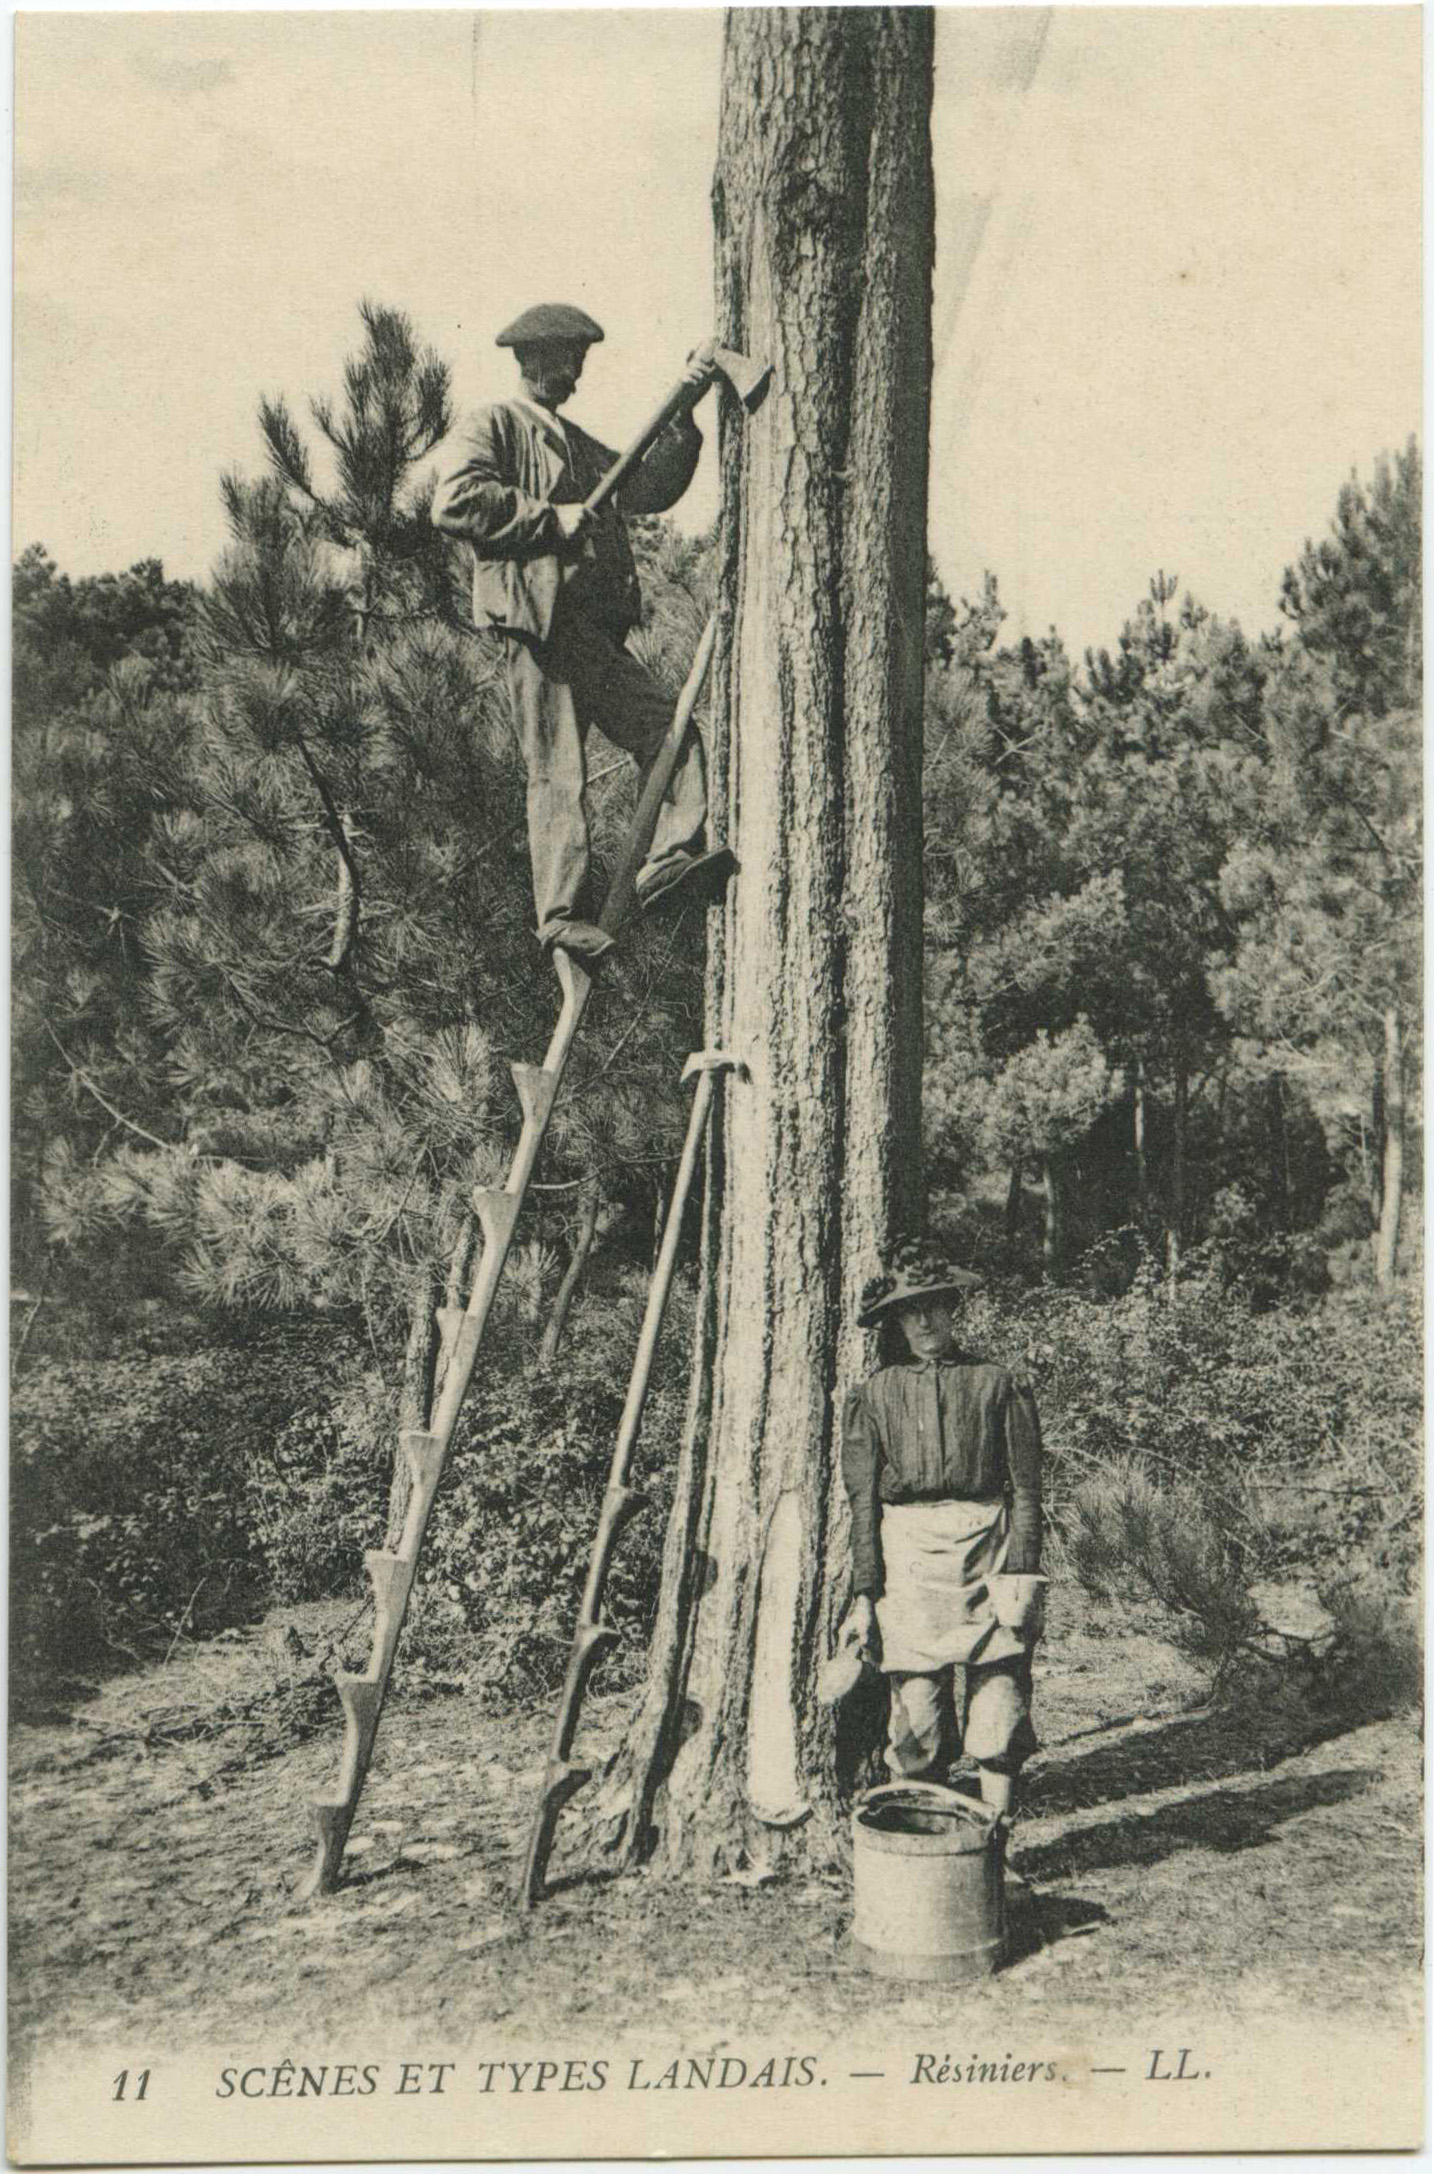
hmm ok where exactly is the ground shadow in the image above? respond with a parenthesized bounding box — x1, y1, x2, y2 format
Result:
(824, 1884, 1109, 1979)
(537, 1863, 626, 1901)
(1003, 1881, 1109, 1967)
(1018, 1764, 1379, 1884)
(309, 1856, 406, 1896)
(1026, 1690, 1363, 1823)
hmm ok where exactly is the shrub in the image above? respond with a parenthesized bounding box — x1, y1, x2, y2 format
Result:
(244, 1387, 392, 1605)
(10, 1317, 358, 1696)
(1066, 1457, 1264, 1679)
(959, 1253, 1420, 1573)
(401, 1280, 686, 1702)
(956, 1255, 1420, 1701)
(11, 1273, 691, 1715)
(235, 1277, 689, 1707)
(1314, 1582, 1422, 1714)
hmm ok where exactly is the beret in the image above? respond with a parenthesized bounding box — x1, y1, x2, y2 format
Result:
(496, 304, 605, 350)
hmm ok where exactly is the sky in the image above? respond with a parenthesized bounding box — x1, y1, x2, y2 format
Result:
(12, 6, 1422, 656)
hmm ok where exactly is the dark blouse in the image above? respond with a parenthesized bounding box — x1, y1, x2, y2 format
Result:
(841, 1355, 1044, 1597)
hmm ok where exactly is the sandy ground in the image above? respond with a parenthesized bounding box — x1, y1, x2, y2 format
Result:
(8, 1590, 1422, 2073)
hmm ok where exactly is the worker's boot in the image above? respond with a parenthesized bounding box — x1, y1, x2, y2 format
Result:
(637, 845, 737, 916)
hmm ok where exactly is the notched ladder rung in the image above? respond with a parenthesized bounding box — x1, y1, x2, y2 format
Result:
(363, 1548, 407, 1618)
(605, 1481, 648, 1512)
(337, 1673, 382, 1731)
(436, 1305, 483, 1366)
(471, 1186, 521, 1249)
(574, 1620, 620, 1664)
(541, 1758, 593, 1812)
(511, 1061, 559, 1127)
(401, 1427, 444, 1495)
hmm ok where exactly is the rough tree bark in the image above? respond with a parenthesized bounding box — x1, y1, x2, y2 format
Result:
(592, 7, 933, 1879)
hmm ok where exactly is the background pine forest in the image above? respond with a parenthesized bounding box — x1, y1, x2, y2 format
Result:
(11, 305, 1421, 1726)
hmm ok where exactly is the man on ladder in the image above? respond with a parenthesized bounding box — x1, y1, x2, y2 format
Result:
(434, 303, 733, 964)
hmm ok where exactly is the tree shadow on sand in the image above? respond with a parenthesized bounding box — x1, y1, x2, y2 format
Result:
(1018, 1764, 1378, 1884)
(1025, 1687, 1373, 1825)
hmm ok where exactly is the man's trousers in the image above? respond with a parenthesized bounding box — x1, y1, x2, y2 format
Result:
(503, 604, 706, 948)
(886, 1655, 1037, 1782)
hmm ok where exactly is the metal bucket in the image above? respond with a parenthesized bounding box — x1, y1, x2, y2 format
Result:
(851, 1781, 1005, 1982)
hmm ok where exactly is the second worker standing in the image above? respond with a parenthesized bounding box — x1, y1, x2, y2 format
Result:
(433, 302, 733, 965)
(839, 1241, 1046, 1830)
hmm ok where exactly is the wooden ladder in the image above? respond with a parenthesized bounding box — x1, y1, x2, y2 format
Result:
(520, 1049, 734, 1905)
(296, 619, 717, 1901)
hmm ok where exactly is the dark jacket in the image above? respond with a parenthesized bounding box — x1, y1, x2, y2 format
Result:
(841, 1356, 1044, 1598)
(431, 397, 700, 643)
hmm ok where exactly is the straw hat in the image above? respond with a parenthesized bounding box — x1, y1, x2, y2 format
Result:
(857, 1241, 981, 1329)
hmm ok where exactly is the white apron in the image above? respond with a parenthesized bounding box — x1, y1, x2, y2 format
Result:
(875, 1498, 1029, 1675)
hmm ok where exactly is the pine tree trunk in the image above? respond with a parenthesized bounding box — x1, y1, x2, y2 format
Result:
(540, 1174, 601, 1363)
(386, 1264, 442, 1547)
(1269, 1073, 1290, 1227)
(1166, 1067, 1188, 1283)
(1369, 1061, 1386, 1226)
(1004, 1157, 1023, 1241)
(1041, 1154, 1064, 1276)
(1374, 1007, 1404, 1285)
(1133, 1060, 1149, 1216)
(593, 7, 933, 1880)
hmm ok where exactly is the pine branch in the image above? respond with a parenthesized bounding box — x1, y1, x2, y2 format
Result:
(311, 394, 340, 456)
(259, 397, 318, 503)
(10, 1265, 51, 1380)
(44, 1022, 179, 1153)
(412, 358, 453, 456)
(289, 727, 363, 974)
(578, 907, 692, 1094)
(219, 470, 249, 538)
(220, 971, 348, 1054)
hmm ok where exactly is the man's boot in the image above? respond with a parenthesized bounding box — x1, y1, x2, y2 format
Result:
(636, 845, 737, 916)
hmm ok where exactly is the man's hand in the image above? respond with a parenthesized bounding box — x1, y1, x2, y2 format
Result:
(681, 340, 717, 391)
(555, 503, 593, 543)
(841, 1594, 880, 1663)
